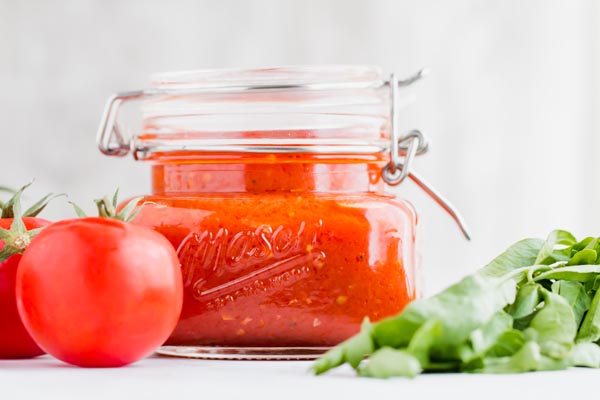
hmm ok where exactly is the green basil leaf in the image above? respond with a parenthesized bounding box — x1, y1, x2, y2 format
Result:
(312, 318, 374, 374)
(584, 276, 600, 292)
(358, 348, 422, 378)
(485, 329, 525, 358)
(577, 289, 600, 343)
(426, 360, 461, 371)
(480, 341, 541, 373)
(567, 249, 598, 266)
(534, 230, 577, 265)
(553, 281, 591, 326)
(480, 341, 567, 373)
(373, 239, 543, 350)
(534, 265, 600, 283)
(345, 319, 375, 368)
(567, 342, 600, 368)
(469, 311, 513, 356)
(571, 237, 595, 252)
(374, 274, 518, 355)
(406, 319, 442, 366)
(514, 313, 537, 331)
(529, 288, 577, 358)
(508, 283, 541, 319)
(480, 238, 545, 278)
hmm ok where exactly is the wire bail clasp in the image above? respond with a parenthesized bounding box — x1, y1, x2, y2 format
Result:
(383, 72, 471, 240)
(97, 90, 148, 157)
(382, 129, 428, 186)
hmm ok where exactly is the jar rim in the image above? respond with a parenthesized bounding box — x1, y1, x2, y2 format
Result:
(150, 65, 384, 91)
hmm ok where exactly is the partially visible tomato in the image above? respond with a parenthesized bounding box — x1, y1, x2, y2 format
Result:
(16, 217, 183, 367)
(0, 217, 49, 359)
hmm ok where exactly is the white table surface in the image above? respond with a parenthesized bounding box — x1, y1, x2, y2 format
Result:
(0, 354, 595, 400)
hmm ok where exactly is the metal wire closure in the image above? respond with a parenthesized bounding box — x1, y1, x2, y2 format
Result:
(381, 74, 428, 186)
(382, 73, 470, 240)
(98, 91, 146, 156)
(96, 69, 471, 240)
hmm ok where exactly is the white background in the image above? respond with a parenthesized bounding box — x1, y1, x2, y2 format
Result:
(1, 0, 599, 292)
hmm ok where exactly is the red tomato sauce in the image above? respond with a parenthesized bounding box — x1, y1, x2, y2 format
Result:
(133, 152, 419, 347)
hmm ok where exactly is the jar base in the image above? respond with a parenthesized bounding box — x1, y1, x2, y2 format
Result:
(156, 345, 330, 360)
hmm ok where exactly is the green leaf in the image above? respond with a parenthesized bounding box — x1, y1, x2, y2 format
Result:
(1, 182, 32, 218)
(0, 193, 47, 263)
(314, 238, 543, 376)
(534, 230, 577, 265)
(9, 191, 26, 233)
(480, 341, 541, 373)
(406, 319, 442, 366)
(0, 241, 20, 263)
(313, 234, 600, 378)
(69, 202, 88, 218)
(469, 311, 513, 356)
(529, 288, 577, 358)
(480, 341, 567, 373)
(92, 190, 145, 222)
(461, 311, 516, 370)
(112, 188, 120, 209)
(534, 265, 600, 283)
(567, 249, 598, 266)
(345, 319, 375, 368)
(0, 182, 63, 219)
(514, 313, 537, 331)
(425, 360, 461, 371)
(373, 274, 518, 357)
(22, 193, 65, 217)
(479, 238, 545, 278)
(577, 288, 600, 343)
(95, 195, 115, 218)
(507, 283, 541, 319)
(312, 346, 343, 376)
(567, 342, 600, 368)
(358, 348, 422, 378)
(373, 239, 543, 351)
(312, 318, 374, 374)
(485, 329, 525, 358)
(115, 196, 144, 222)
(571, 237, 596, 252)
(570, 248, 598, 265)
(0, 186, 16, 194)
(553, 281, 591, 326)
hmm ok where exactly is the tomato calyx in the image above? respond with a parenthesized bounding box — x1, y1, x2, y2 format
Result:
(71, 189, 144, 223)
(0, 190, 44, 263)
(1, 182, 63, 219)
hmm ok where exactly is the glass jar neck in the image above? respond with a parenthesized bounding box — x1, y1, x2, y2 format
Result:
(150, 153, 388, 195)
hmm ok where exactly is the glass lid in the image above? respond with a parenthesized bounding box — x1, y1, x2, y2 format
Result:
(98, 65, 426, 161)
(150, 65, 384, 90)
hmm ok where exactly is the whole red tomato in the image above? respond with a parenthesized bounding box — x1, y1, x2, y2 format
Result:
(16, 217, 183, 367)
(0, 217, 49, 359)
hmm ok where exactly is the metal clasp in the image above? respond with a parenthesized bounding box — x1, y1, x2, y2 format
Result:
(97, 90, 147, 157)
(382, 72, 471, 240)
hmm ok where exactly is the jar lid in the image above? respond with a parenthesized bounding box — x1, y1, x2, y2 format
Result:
(150, 65, 384, 90)
(98, 65, 426, 160)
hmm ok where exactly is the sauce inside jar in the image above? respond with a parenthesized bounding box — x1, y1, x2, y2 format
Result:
(133, 150, 419, 347)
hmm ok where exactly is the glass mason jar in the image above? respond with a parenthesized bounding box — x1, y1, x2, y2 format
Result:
(97, 66, 468, 360)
